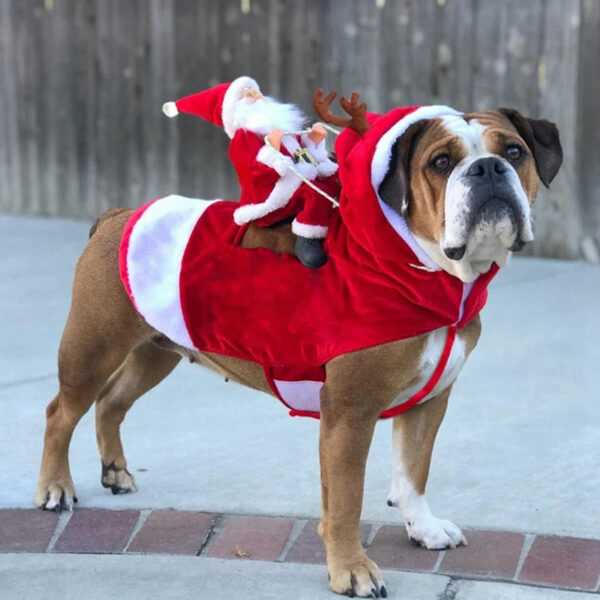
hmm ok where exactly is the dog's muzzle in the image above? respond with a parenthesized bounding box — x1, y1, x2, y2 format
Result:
(443, 157, 531, 260)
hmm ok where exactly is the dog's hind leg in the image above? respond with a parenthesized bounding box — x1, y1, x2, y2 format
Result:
(387, 386, 467, 550)
(35, 209, 144, 511)
(34, 325, 138, 511)
(95, 340, 181, 494)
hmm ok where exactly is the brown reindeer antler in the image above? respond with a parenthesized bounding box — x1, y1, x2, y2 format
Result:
(313, 89, 370, 136)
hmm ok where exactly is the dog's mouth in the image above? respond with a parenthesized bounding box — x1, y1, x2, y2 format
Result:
(443, 195, 532, 261)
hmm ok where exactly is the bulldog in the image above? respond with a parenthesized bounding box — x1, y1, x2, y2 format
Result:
(35, 90, 562, 598)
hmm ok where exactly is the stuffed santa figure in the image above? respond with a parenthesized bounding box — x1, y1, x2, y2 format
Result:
(162, 76, 339, 268)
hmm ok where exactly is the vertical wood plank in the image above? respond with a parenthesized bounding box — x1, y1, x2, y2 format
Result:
(0, 0, 22, 212)
(577, 0, 600, 245)
(531, 0, 581, 258)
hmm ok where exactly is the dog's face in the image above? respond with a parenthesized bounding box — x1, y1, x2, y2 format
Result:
(379, 109, 563, 281)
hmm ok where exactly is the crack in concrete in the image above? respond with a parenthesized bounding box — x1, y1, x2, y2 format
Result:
(437, 577, 460, 600)
(197, 513, 225, 556)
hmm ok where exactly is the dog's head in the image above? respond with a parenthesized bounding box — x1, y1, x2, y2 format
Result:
(378, 108, 563, 281)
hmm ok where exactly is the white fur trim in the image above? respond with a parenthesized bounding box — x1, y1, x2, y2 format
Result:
(273, 380, 323, 412)
(222, 76, 259, 138)
(301, 134, 329, 162)
(300, 133, 338, 178)
(233, 170, 302, 225)
(256, 144, 293, 176)
(371, 106, 462, 271)
(126, 195, 216, 349)
(280, 137, 319, 180)
(292, 219, 328, 239)
(316, 159, 338, 178)
(162, 101, 179, 118)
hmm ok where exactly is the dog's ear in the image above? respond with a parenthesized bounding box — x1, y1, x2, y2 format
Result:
(498, 108, 563, 188)
(378, 121, 428, 217)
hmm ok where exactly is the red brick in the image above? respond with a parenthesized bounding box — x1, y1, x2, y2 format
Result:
(208, 515, 294, 561)
(53, 509, 139, 553)
(439, 530, 524, 578)
(367, 525, 439, 572)
(0, 509, 59, 553)
(285, 519, 371, 564)
(518, 535, 600, 590)
(128, 511, 214, 555)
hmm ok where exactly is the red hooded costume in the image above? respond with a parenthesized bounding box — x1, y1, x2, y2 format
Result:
(120, 104, 499, 419)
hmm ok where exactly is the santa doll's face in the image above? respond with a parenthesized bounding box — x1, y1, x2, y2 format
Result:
(240, 87, 263, 103)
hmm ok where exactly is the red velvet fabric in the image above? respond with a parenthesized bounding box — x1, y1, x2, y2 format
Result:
(176, 106, 499, 367)
(178, 200, 497, 368)
(175, 83, 229, 127)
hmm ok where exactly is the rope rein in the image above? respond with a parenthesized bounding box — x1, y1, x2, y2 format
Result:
(263, 124, 341, 208)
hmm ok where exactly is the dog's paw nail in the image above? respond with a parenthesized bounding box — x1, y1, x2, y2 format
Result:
(380, 585, 387, 598)
(346, 590, 355, 598)
(386, 499, 393, 507)
(73, 496, 78, 503)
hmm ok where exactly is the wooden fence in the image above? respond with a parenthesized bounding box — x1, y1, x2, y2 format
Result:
(1, 0, 599, 259)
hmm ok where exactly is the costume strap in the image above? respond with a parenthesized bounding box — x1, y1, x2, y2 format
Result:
(378, 326, 457, 419)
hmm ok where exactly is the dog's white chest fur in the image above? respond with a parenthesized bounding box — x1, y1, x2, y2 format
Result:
(387, 327, 467, 410)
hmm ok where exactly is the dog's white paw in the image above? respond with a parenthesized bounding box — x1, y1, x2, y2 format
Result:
(35, 480, 77, 512)
(101, 462, 138, 495)
(406, 515, 467, 550)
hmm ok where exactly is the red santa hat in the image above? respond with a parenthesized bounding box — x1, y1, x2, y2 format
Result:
(162, 76, 260, 138)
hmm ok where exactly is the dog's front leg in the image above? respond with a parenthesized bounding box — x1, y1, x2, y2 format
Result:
(318, 384, 386, 598)
(387, 386, 467, 549)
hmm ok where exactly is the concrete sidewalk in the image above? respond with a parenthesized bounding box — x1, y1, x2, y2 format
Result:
(3, 554, 599, 600)
(1, 213, 599, 598)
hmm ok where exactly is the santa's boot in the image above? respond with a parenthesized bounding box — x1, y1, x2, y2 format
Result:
(295, 236, 328, 269)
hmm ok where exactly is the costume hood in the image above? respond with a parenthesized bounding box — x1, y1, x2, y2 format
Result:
(335, 105, 462, 267)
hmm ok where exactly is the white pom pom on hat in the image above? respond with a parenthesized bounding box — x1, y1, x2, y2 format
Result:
(162, 101, 179, 118)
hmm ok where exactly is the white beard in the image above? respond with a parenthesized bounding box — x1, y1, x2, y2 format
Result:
(231, 97, 307, 136)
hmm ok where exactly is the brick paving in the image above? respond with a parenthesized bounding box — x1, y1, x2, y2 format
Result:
(1, 508, 599, 593)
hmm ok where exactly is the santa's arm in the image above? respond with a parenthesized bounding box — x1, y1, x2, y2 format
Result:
(231, 130, 293, 185)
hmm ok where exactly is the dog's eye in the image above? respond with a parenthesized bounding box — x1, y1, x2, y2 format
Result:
(430, 154, 451, 173)
(506, 144, 523, 162)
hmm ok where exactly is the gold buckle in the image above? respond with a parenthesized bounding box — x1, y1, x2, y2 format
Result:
(293, 148, 318, 166)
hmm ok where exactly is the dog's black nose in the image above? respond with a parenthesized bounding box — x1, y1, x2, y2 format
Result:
(443, 245, 466, 260)
(466, 157, 508, 178)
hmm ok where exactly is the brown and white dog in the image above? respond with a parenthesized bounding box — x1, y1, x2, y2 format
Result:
(35, 99, 562, 597)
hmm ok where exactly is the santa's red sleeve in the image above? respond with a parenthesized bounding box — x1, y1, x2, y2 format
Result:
(231, 129, 304, 226)
(230, 129, 292, 187)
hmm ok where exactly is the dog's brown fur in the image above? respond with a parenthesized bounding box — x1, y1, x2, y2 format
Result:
(35, 109, 556, 597)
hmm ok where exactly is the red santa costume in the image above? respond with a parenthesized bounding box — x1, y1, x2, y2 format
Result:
(162, 76, 339, 239)
(121, 103, 500, 419)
